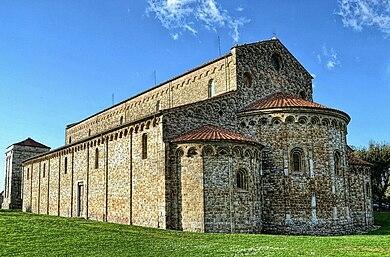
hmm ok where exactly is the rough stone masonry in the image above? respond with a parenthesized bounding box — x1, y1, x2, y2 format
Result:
(14, 38, 373, 235)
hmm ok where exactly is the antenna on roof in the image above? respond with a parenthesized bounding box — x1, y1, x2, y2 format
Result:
(217, 35, 221, 56)
(153, 70, 157, 86)
(112, 93, 114, 106)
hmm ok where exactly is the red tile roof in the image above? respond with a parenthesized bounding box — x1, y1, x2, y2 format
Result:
(13, 138, 50, 149)
(244, 92, 327, 111)
(347, 153, 372, 166)
(172, 125, 258, 144)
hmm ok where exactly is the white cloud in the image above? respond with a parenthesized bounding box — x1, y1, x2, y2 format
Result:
(171, 33, 180, 40)
(146, 0, 250, 42)
(236, 6, 244, 12)
(336, 0, 390, 35)
(317, 45, 341, 70)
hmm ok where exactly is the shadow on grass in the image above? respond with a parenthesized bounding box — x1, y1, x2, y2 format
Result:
(369, 211, 390, 235)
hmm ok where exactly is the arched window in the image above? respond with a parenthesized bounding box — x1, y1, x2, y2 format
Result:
(243, 72, 252, 87)
(208, 79, 216, 98)
(43, 163, 46, 178)
(88, 129, 91, 136)
(299, 91, 306, 99)
(291, 148, 303, 172)
(334, 151, 341, 176)
(236, 169, 246, 190)
(271, 53, 282, 71)
(142, 133, 148, 159)
(120, 116, 124, 125)
(64, 157, 68, 174)
(95, 148, 99, 169)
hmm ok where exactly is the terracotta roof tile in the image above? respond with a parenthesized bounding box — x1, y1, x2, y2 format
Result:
(347, 153, 372, 166)
(172, 125, 258, 144)
(244, 92, 327, 111)
(13, 138, 50, 149)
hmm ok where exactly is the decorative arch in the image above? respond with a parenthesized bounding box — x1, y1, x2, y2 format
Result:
(202, 145, 216, 156)
(285, 116, 295, 124)
(187, 147, 198, 157)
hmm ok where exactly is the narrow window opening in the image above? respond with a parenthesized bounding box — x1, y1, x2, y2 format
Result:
(334, 151, 341, 176)
(271, 53, 282, 71)
(236, 170, 246, 190)
(43, 163, 46, 178)
(88, 129, 91, 136)
(156, 100, 161, 112)
(64, 157, 68, 174)
(120, 116, 124, 125)
(291, 148, 303, 172)
(300, 91, 307, 99)
(95, 148, 99, 169)
(243, 72, 252, 87)
(208, 79, 216, 98)
(69, 137, 72, 144)
(142, 134, 148, 159)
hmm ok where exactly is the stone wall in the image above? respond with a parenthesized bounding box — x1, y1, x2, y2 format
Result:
(23, 115, 167, 229)
(237, 107, 372, 234)
(172, 142, 262, 233)
(234, 40, 313, 106)
(2, 144, 49, 210)
(65, 53, 236, 145)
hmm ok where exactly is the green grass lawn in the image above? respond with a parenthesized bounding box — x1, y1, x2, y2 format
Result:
(0, 211, 389, 257)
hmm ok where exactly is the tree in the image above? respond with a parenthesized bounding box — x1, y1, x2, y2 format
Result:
(355, 142, 390, 203)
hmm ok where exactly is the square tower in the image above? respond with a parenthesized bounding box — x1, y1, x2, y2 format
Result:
(2, 138, 50, 209)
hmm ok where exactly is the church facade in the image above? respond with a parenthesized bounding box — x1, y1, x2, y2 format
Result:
(21, 39, 373, 235)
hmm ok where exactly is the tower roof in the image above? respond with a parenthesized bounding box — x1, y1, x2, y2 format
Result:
(172, 125, 259, 145)
(12, 138, 50, 149)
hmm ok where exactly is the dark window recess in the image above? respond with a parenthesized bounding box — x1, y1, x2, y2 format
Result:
(142, 134, 148, 159)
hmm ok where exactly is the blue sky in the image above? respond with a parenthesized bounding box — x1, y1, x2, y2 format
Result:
(0, 0, 389, 191)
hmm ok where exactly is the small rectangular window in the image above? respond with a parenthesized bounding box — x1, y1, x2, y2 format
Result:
(142, 134, 147, 159)
(95, 148, 99, 169)
(43, 163, 46, 178)
(64, 157, 68, 174)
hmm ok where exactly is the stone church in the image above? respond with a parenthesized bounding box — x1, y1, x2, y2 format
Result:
(10, 38, 373, 234)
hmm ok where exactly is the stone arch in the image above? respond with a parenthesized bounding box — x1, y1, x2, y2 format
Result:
(271, 117, 282, 125)
(217, 146, 230, 156)
(232, 146, 243, 158)
(310, 116, 320, 125)
(176, 147, 185, 158)
(244, 148, 253, 158)
(290, 147, 304, 172)
(285, 116, 295, 124)
(186, 147, 198, 157)
(202, 145, 216, 156)
(321, 118, 330, 126)
(259, 117, 268, 125)
(298, 116, 308, 125)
